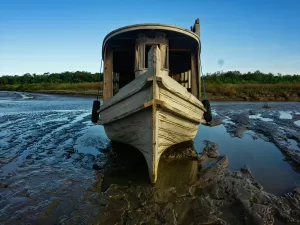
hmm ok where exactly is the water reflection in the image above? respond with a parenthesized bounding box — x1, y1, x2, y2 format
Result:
(195, 124, 300, 194)
(101, 141, 199, 191)
(95, 141, 203, 225)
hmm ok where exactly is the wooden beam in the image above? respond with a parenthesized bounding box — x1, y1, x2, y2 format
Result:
(194, 18, 200, 37)
(197, 46, 201, 99)
(169, 48, 191, 52)
(103, 47, 113, 102)
(191, 51, 198, 98)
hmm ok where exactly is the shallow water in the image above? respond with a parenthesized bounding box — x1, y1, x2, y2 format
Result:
(279, 111, 293, 119)
(195, 125, 300, 194)
(0, 92, 300, 224)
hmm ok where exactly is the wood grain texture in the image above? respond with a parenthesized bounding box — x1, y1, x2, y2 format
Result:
(197, 46, 202, 99)
(191, 51, 198, 98)
(100, 45, 205, 183)
(157, 110, 199, 156)
(104, 107, 155, 180)
(100, 70, 152, 111)
(99, 84, 152, 124)
(103, 48, 113, 102)
(159, 87, 204, 123)
(156, 70, 205, 111)
(151, 45, 159, 184)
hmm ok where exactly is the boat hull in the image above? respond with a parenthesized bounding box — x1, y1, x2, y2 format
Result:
(99, 45, 205, 183)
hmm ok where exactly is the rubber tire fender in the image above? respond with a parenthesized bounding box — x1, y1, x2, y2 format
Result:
(92, 100, 100, 123)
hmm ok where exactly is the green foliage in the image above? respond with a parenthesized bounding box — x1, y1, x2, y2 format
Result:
(1, 70, 299, 86)
(204, 70, 300, 84)
(0, 71, 103, 85)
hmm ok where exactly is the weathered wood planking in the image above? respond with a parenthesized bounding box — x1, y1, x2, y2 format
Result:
(151, 45, 160, 183)
(159, 87, 203, 122)
(103, 47, 113, 102)
(100, 45, 205, 183)
(157, 110, 199, 155)
(100, 69, 152, 111)
(99, 85, 152, 124)
(104, 107, 155, 180)
(156, 71, 205, 110)
(191, 51, 198, 98)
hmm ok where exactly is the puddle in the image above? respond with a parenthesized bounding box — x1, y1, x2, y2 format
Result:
(194, 124, 300, 194)
(1, 150, 30, 176)
(279, 111, 293, 119)
(294, 120, 300, 127)
(249, 114, 274, 122)
(223, 116, 235, 125)
(287, 139, 300, 151)
(211, 109, 218, 116)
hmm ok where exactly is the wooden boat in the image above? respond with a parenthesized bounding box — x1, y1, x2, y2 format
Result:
(98, 19, 206, 183)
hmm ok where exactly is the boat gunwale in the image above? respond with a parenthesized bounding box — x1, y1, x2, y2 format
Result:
(99, 99, 202, 126)
(100, 75, 205, 114)
(99, 73, 152, 112)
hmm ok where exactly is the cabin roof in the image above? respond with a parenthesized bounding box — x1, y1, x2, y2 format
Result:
(102, 23, 201, 58)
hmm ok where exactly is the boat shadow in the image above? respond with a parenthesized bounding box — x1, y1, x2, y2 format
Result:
(100, 140, 200, 192)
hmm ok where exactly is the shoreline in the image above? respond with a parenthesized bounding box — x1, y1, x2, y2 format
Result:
(13, 90, 300, 102)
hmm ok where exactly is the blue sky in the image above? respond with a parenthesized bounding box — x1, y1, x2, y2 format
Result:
(0, 0, 299, 75)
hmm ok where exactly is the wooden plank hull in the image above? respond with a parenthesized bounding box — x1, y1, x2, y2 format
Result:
(99, 45, 205, 183)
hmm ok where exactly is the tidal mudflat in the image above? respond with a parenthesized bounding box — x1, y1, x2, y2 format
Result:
(0, 92, 300, 224)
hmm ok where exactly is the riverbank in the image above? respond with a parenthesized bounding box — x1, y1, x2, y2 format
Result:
(1, 93, 300, 224)
(1, 83, 300, 101)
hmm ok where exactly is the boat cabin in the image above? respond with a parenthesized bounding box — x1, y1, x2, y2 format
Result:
(102, 19, 202, 102)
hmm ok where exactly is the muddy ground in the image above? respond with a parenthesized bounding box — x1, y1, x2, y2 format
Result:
(63, 141, 300, 225)
(0, 93, 300, 225)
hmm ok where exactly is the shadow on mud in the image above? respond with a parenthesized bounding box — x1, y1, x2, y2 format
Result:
(100, 141, 199, 192)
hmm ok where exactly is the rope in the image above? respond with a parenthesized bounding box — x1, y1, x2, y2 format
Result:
(200, 58, 207, 100)
(97, 59, 103, 100)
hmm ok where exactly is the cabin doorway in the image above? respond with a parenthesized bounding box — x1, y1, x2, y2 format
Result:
(169, 50, 192, 92)
(113, 50, 135, 94)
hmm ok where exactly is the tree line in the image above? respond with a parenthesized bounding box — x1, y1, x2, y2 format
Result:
(203, 70, 300, 84)
(0, 71, 103, 85)
(0, 70, 299, 85)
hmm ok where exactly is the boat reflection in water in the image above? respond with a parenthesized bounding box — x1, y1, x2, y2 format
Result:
(96, 140, 206, 225)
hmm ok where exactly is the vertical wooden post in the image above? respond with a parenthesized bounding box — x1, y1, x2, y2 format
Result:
(197, 46, 201, 99)
(191, 51, 198, 98)
(103, 47, 113, 102)
(194, 18, 200, 37)
(188, 70, 191, 89)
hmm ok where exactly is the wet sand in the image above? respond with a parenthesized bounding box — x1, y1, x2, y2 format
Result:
(0, 92, 300, 224)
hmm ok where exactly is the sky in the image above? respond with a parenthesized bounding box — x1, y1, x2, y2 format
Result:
(0, 0, 299, 75)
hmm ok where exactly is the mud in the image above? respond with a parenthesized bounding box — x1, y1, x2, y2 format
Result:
(88, 141, 300, 225)
(1, 93, 300, 224)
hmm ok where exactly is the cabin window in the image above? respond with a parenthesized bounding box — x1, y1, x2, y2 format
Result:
(113, 49, 135, 94)
(169, 50, 192, 92)
(144, 45, 152, 68)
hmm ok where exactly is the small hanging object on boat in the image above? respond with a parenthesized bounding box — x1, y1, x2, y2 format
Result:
(94, 19, 209, 183)
(91, 60, 103, 124)
(201, 71, 213, 123)
(202, 99, 212, 123)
